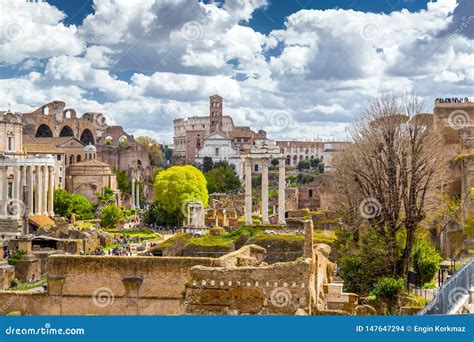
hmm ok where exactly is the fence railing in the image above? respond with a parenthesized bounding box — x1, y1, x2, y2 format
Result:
(418, 258, 473, 315)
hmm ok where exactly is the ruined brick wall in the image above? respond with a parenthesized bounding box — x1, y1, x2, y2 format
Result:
(184, 260, 313, 315)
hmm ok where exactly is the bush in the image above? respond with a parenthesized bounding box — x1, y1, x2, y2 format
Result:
(8, 250, 26, 266)
(412, 239, 442, 285)
(54, 189, 94, 220)
(339, 256, 364, 293)
(99, 205, 123, 229)
(372, 277, 404, 304)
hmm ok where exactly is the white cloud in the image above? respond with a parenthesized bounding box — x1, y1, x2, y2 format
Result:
(0, 0, 472, 143)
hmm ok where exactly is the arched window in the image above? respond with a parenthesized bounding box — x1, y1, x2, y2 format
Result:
(80, 129, 95, 145)
(59, 125, 74, 137)
(309, 189, 313, 198)
(69, 155, 75, 165)
(77, 155, 81, 163)
(35, 124, 53, 138)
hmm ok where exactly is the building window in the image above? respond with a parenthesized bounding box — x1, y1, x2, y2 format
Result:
(309, 189, 313, 198)
(7, 136, 13, 151)
(57, 154, 61, 161)
(215, 148, 219, 156)
(59, 177, 62, 184)
(254, 164, 259, 172)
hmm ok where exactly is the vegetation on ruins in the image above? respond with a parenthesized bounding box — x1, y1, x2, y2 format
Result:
(53, 189, 94, 220)
(371, 277, 405, 314)
(97, 186, 116, 206)
(115, 169, 132, 194)
(137, 136, 164, 166)
(153, 165, 208, 225)
(99, 204, 123, 229)
(333, 94, 444, 286)
(7, 250, 26, 266)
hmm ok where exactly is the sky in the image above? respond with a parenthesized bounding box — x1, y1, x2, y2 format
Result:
(0, 0, 473, 144)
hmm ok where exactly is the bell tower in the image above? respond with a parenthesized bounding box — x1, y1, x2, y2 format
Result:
(209, 94, 223, 133)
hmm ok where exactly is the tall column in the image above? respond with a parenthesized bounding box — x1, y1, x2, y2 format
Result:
(136, 182, 140, 209)
(244, 158, 252, 225)
(131, 178, 136, 209)
(222, 209, 227, 227)
(0, 166, 6, 218)
(42, 166, 48, 215)
(278, 158, 286, 225)
(261, 159, 269, 225)
(21, 165, 26, 202)
(27, 166, 34, 216)
(12, 165, 21, 219)
(48, 166, 55, 217)
(35, 165, 42, 215)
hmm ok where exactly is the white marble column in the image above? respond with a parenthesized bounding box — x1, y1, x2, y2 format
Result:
(0, 166, 7, 218)
(278, 158, 286, 225)
(222, 209, 227, 227)
(35, 165, 42, 215)
(261, 159, 269, 225)
(131, 178, 136, 209)
(21, 165, 26, 202)
(12, 165, 21, 219)
(42, 166, 48, 215)
(27, 166, 34, 216)
(136, 182, 140, 209)
(48, 166, 54, 217)
(244, 158, 252, 225)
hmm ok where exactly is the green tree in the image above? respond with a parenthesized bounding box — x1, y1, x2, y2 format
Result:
(202, 156, 213, 173)
(412, 239, 442, 285)
(54, 189, 94, 220)
(205, 164, 241, 194)
(310, 157, 320, 169)
(70, 194, 95, 220)
(143, 201, 176, 226)
(154, 165, 208, 225)
(99, 204, 123, 229)
(297, 160, 311, 171)
(54, 189, 72, 218)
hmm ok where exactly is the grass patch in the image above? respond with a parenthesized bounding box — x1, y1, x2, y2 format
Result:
(107, 228, 160, 241)
(313, 230, 337, 244)
(155, 233, 190, 249)
(187, 235, 233, 248)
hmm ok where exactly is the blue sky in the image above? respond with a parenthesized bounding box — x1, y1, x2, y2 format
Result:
(0, 0, 472, 143)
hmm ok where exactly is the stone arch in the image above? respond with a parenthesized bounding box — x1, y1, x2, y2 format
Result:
(35, 124, 53, 137)
(59, 125, 74, 137)
(69, 155, 75, 165)
(286, 155, 291, 165)
(80, 129, 95, 145)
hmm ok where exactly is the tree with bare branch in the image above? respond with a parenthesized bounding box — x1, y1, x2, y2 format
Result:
(333, 94, 444, 277)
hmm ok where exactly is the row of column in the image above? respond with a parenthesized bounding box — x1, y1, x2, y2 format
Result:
(0, 164, 54, 219)
(244, 158, 285, 225)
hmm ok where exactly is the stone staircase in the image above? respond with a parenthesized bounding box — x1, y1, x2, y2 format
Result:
(324, 282, 358, 313)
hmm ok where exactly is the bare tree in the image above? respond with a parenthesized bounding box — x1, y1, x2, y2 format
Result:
(334, 94, 443, 277)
